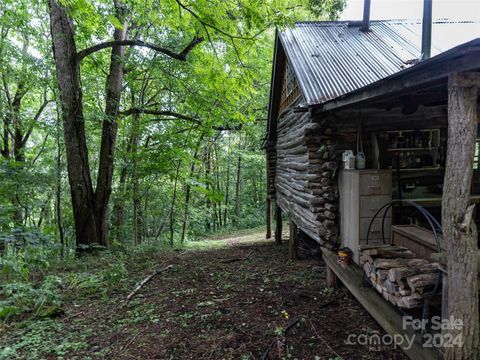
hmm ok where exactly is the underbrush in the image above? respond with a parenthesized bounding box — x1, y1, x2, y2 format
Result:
(0, 246, 131, 322)
(0, 225, 264, 323)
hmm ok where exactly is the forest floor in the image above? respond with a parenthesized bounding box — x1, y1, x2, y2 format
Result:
(1, 228, 409, 360)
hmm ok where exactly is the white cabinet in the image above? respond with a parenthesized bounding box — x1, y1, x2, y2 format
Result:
(339, 169, 392, 264)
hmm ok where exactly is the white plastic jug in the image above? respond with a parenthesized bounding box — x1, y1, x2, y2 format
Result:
(342, 150, 355, 169)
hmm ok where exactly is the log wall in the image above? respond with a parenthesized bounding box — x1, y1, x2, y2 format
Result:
(273, 104, 338, 245)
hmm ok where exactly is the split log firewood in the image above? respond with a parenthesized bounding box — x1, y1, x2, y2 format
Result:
(383, 279, 399, 294)
(406, 273, 440, 294)
(324, 203, 337, 212)
(374, 283, 383, 294)
(359, 244, 397, 251)
(373, 258, 428, 269)
(397, 293, 423, 309)
(399, 287, 411, 296)
(363, 262, 373, 276)
(361, 246, 415, 259)
(376, 269, 389, 282)
(387, 263, 439, 283)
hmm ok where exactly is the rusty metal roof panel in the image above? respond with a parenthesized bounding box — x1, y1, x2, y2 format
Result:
(279, 20, 480, 106)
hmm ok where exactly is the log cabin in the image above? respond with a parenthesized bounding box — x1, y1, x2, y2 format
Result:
(264, 16, 480, 360)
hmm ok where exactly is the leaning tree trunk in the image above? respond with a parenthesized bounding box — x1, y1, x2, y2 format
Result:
(49, 0, 98, 247)
(442, 73, 479, 360)
(95, 5, 128, 246)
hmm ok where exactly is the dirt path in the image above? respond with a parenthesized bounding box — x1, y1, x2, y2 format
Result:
(1, 230, 408, 359)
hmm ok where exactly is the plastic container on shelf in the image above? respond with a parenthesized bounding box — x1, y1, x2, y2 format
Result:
(343, 150, 355, 169)
(356, 152, 366, 169)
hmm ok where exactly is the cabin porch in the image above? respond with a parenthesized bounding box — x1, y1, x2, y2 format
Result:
(271, 44, 480, 360)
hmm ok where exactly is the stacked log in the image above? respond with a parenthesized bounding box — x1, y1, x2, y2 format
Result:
(360, 245, 441, 309)
(274, 103, 339, 245)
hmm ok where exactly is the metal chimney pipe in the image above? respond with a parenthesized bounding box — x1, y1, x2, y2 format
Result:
(361, 0, 371, 32)
(421, 0, 432, 60)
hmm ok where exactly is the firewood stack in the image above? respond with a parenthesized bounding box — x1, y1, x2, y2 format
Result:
(359, 245, 441, 309)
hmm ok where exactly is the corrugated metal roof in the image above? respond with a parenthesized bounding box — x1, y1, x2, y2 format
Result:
(279, 20, 480, 106)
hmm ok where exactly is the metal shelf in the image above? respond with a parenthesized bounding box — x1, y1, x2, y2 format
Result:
(387, 147, 437, 152)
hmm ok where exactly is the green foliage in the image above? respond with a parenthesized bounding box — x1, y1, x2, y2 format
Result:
(0, 3, 346, 353)
(0, 318, 89, 359)
(0, 276, 63, 320)
(0, 235, 58, 282)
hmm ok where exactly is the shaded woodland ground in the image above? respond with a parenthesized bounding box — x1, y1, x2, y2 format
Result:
(0, 228, 408, 359)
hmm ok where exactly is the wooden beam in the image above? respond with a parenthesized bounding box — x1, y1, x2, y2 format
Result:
(274, 204, 282, 244)
(323, 249, 442, 360)
(289, 219, 298, 260)
(449, 72, 480, 88)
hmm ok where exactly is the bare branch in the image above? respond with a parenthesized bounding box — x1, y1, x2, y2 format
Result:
(121, 108, 242, 131)
(22, 99, 53, 146)
(76, 36, 204, 62)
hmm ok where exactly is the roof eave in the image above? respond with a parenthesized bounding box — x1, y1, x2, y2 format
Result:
(311, 38, 480, 113)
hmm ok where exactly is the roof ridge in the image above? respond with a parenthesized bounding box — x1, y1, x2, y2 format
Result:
(294, 19, 480, 26)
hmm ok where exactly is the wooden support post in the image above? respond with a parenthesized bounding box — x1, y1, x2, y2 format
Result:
(326, 264, 337, 288)
(266, 195, 271, 239)
(288, 219, 298, 260)
(442, 72, 480, 360)
(441, 271, 449, 322)
(274, 204, 282, 244)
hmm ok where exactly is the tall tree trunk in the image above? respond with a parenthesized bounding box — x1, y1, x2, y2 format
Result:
(213, 142, 222, 228)
(223, 140, 231, 226)
(132, 182, 142, 245)
(95, 3, 128, 247)
(49, 0, 98, 247)
(181, 135, 203, 243)
(113, 95, 140, 244)
(1, 91, 9, 159)
(112, 161, 128, 244)
(233, 153, 241, 226)
(49, 0, 129, 249)
(205, 144, 212, 230)
(169, 163, 181, 247)
(55, 107, 65, 258)
(442, 73, 479, 360)
(132, 163, 142, 245)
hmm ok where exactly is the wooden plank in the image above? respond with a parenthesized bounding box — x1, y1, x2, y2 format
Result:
(322, 249, 442, 360)
(392, 225, 444, 250)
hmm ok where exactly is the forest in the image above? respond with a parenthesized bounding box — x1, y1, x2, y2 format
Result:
(0, 0, 345, 255)
(0, 1, 378, 359)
